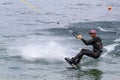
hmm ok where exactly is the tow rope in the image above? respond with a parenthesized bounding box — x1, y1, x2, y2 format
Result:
(20, 0, 78, 37)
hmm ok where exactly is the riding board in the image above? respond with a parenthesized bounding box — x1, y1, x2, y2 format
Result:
(64, 58, 79, 69)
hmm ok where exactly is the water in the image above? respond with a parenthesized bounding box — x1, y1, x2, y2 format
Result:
(0, 0, 120, 80)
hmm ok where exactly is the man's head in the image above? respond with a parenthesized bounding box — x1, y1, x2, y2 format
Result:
(89, 29, 97, 38)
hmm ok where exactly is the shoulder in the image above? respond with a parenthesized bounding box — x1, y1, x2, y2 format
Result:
(96, 36, 101, 39)
(95, 36, 102, 41)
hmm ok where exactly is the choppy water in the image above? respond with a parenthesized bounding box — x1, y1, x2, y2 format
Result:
(0, 0, 120, 80)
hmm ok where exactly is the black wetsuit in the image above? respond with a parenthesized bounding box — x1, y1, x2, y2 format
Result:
(72, 36, 103, 64)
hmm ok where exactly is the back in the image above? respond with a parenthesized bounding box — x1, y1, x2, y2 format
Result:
(93, 36, 103, 52)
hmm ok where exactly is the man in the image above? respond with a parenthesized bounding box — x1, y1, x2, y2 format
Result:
(65, 29, 103, 66)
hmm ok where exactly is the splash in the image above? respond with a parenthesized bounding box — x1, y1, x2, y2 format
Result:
(10, 41, 72, 63)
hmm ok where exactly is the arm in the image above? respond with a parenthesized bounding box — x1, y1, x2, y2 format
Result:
(77, 34, 96, 45)
(81, 39, 95, 45)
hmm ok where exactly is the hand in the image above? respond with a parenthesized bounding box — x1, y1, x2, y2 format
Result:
(77, 34, 83, 39)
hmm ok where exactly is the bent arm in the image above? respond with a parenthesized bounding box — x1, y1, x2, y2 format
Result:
(81, 38, 95, 45)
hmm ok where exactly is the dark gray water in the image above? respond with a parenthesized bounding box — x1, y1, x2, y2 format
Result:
(0, 0, 120, 80)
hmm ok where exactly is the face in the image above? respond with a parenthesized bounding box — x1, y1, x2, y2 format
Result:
(89, 33, 96, 38)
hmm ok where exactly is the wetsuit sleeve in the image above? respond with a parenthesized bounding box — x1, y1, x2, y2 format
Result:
(81, 38, 96, 45)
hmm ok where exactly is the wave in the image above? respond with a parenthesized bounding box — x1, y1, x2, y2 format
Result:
(97, 27, 116, 33)
(101, 43, 119, 58)
(97, 27, 110, 32)
(114, 38, 120, 43)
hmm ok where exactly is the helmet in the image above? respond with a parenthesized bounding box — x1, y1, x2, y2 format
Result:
(89, 29, 97, 34)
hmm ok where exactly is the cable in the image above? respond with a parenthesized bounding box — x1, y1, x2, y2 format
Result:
(20, 0, 57, 24)
(20, 0, 78, 37)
